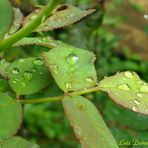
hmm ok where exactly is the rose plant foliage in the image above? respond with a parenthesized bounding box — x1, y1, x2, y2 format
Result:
(0, 0, 147, 147)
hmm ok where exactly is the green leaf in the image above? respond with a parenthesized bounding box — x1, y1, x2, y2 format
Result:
(0, 79, 9, 92)
(13, 37, 62, 48)
(99, 71, 148, 115)
(0, 136, 39, 148)
(4, 8, 23, 37)
(62, 95, 118, 148)
(0, 59, 10, 78)
(0, 93, 22, 139)
(36, 4, 95, 32)
(6, 57, 51, 95)
(0, 0, 13, 38)
(104, 100, 148, 131)
(43, 45, 97, 92)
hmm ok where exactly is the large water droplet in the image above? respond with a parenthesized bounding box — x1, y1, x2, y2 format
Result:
(23, 71, 33, 81)
(85, 77, 94, 83)
(12, 68, 19, 75)
(33, 58, 44, 65)
(50, 64, 58, 74)
(118, 84, 130, 90)
(66, 53, 79, 65)
(124, 71, 133, 78)
(140, 85, 148, 93)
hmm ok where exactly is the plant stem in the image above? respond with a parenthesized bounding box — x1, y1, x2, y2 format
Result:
(21, 86, 102, 104)
(21, 95, 63, 104)
(0, 0, 60, 52)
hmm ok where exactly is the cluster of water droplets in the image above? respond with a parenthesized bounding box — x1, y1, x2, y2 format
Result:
(11, 58, 44, 87)
(115, 71, 148, 113)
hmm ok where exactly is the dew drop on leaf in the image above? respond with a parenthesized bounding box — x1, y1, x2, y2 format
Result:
(85, 77, 94, 83)
(140, 85, 148, 93)
(137, 93, 143, 98)
(66, 82, 72, 89)
(18, 59, 25, 63)
(23, 71, 33, 81)
(124, 71, 133, 78)
(118, 84, 130, 90)
(133, 99, 140, 105)
(66, 53, 79, 65)
(50, 64, 59, 74)
(132, 106, 138, 112)
(33, 58, 44, 65)
(11, 68, 19, 75)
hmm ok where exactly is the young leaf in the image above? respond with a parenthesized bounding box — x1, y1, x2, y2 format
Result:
(0, 136, 39, 148)
(0, 0, 13, 38)
(13, 37, 62, 48)
(99, 71, 148, 115)
(62, 95, 118, 148)
(6, 58, 51, 95)
(43, 45, 97, 92)
(0, 93, 22, 139)
(4, 8, 23, 37)
(35, 4, 95, 32)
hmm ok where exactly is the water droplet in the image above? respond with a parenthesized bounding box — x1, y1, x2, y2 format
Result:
(66, 53, 79, 65)
(23, 71, 33, 81)
(18, 59, 25, 63)
(137, 93, 143, 98)
(124, 71, 133, 78)
(50, 64, 58, 74)
(12, 68, 19, 75)
(118, 84, 130, 90)
(66, 83, 72, 89)
(85, 77, 94, 83)
(133, 99, 140, 105)
(75, 126, 82, 136)
(140, 85, 148, 93)
(132, 106, 138, 112)
(144, 14, 148, 20)
(33, 58, 44, 65)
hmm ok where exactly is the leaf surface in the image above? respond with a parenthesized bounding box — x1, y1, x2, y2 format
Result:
(99, 71, 148, 115)
(43, 45, 97, 92)
(0, 93, 22, 139)
(0, 0, 13, 38)
(14, 37, 62, 48)
(62, 95, 118, 148)
(36, 4, 95, 31)
(7, 58, 51, 95)
(5, 8, 23, 37)
(1, 136, 39, 148)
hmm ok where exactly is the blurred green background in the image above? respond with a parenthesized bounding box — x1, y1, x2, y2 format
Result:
(7, 0, 148, 147)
